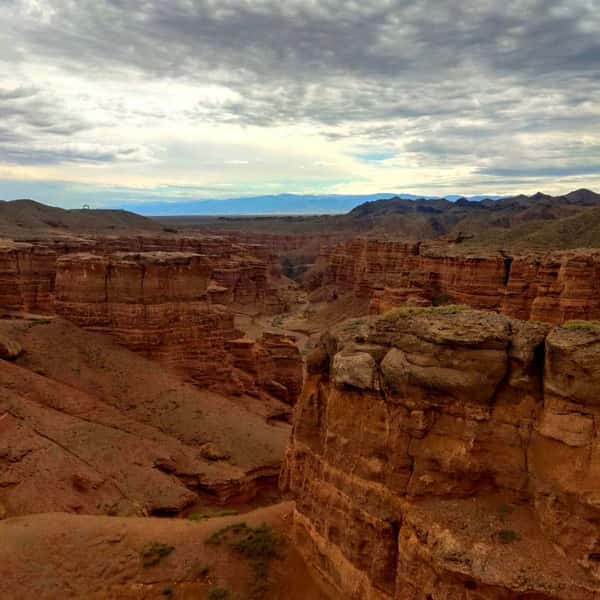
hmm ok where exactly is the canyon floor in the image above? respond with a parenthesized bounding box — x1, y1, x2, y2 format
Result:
(2, 193, 600, 599)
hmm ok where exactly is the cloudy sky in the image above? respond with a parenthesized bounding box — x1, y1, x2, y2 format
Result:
(1, 0, 599, 208)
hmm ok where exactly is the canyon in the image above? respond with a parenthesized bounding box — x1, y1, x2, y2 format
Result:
(2, 193, 600, 599)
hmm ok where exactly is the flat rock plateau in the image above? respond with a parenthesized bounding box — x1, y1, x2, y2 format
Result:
(2, 192, 600, 599)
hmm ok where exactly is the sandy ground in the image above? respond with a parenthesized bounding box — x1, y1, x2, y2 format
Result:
(0, 502, 335, 599)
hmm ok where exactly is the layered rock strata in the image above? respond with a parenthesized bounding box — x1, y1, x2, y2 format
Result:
(54, 252, 238, 387)
(52, 252, 303, 399)
(282, 307, 600, 599)
(0, 234, 289, 316)
(315, 237, 600, 323)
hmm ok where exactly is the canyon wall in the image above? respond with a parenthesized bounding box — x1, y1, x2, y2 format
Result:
(53, 251, 302, 399)
(282, 307, 600, 599)
(315, 237, 600, 324)
(0, 234, 290, 316)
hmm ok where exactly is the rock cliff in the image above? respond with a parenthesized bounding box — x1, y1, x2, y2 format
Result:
(0, 233, 291, 316)
(314, 237, 600, 323)
(53, 251, 302, 400)
(282, 307, 600, 599)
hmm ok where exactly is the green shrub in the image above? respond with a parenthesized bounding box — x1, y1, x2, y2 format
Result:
(498, 529, 520, 544)
(204, 522, 282, 593)
(140, 542, 174, 567)
(431, 294, 451, 306)
(208, 587, 230, 600)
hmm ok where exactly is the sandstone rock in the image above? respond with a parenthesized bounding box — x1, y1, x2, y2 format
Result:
(332, 351, 378, 390)
(305, 345, 330, 375)
(0, 335, 21, 360)
(537, 402, 594, 447)
(282, 308, 600, 599)
(199, 443, 230, 462)
(377, 308, 510, 404)
(545, 325, 600, 406)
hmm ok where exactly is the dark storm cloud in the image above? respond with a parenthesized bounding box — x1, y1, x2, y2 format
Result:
(0, 0, 599, 177)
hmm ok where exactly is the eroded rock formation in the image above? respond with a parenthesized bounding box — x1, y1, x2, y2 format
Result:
(314, 237, 600, 324)
(52, 251, 302, 401)
(282, 307, 600, 599)
(228, 332, 304, 405)
(0, 233, 291, 316)
(54, 251, 238, 387)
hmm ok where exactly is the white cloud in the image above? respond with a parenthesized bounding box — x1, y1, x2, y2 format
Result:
(0, 0, 598, 204)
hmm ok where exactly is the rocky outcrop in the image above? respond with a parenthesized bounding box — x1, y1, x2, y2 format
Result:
(282, 307, 600, 599)
(0, 316, 292, 517)
(315, 237, 600, 323)
(54, 252, 239, 387)
(0, 334, 21, 360)
(53, 252, 303, 399)
(0, 239, 92, 314)
(227, 332, 304, 405)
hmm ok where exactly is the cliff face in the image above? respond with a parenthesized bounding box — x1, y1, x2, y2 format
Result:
(282, 307, 600, 599)
(227, 332, 304, 405)
(0, 234, 290, 316)
(53, 251, 303, 399)
(54, 252, 235, 387)
(317, 237, 600, 323)
(0, 239, 94, 314)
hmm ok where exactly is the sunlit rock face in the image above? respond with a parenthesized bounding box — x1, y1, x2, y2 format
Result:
(282, 307, 600, 600)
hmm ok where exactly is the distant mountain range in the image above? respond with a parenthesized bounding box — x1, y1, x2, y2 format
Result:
(120, 193, 503, 216)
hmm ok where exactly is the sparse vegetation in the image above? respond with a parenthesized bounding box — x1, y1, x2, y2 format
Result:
(432, 294, 452, 306)
(498, 529, 520, 544)
(205, 522, 282, 595)
(208, 587, 230, 600)
(162, 584, 174, 597)
(140, 542, 175, 567)
(383, 304, 471, 321)
(188, 509, 239, 521)
(562, 320, 600, 332)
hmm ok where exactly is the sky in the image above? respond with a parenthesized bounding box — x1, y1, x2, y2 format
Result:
(0, 0, 599, 209)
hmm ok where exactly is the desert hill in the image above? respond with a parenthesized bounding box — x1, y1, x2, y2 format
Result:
(161, 188, 600, 252)
(0, 198, 160, 237)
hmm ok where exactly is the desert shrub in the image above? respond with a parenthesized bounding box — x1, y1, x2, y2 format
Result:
(189, 509, 238, 522)
(498, 529, 520, 544)
(162, 584, 174, 597)
(205, 522, 249, 545)
(204, 522, 282, 594)
(431, 294, 451, 306)
(208, 587, 230, 600)
(140, 542, 174, 567)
